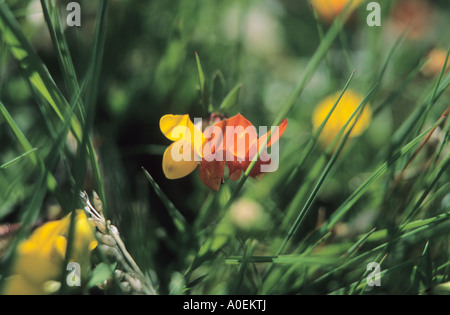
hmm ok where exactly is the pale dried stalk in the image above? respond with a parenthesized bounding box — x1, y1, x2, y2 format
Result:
(80, 191, 157, 295)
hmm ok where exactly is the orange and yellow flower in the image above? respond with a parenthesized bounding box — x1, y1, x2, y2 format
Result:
(160, 113, 288, 191)
(212, 114, 288, 182)
(312, 90, 371, 149)
(310, 0, 363, 22)
(2, 210, 97, 295)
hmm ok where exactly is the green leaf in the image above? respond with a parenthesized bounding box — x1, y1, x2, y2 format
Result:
(88, 262, 116, 288)
(211, 70, 226, 110)
(142, 167, 188, 233)
(195, 52, 211, 113)
(219, 83, 242, 115)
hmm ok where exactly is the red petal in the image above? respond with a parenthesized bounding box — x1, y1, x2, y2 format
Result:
(199, 115, 288, 189)
(229, 169, 242, 181)
(227, 160, 244, 181)
(208, 113, 255, 153)
(222, 113, 253, 129)
(199, 159, 225, 191)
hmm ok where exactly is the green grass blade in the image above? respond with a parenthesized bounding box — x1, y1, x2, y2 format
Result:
(219, 83, 242, 115)
(283, 69, 356, 188)
(321, 116, 447, 233)
(0, 101, 38, 165)
(312, 213, 450, 289)
(0, 2, 82, 141)
(414, 45, 450, 137)
(74, 0, 109, 212)
(389, 73, 450, 151)
(195, 52, 211, 113)
(83, 0, 109, 112)
(278, 84, 377, 256)
(346, 227, 378, 257)
(142, 167, 188, 233)
(40, 0, 80, 99)
(226, 254, 341, 267)
(272, 1, 352, 126)
(399, 151, 450, 228)
(224, 2, 350, 208)
(0, 148, 39, 170)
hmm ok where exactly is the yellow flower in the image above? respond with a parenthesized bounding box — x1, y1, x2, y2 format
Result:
(312, 90, 371, 149)
(310, 0, 363, 22)
(2, 210, 98, 295)
(160, 114, 205, 180)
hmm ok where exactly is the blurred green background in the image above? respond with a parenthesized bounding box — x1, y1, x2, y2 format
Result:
(1, 0, 450, 294)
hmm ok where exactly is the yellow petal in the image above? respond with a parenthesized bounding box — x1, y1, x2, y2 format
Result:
(27, 220, 65, 252)
(160, 114, 193, 141)
(72, 211, 98, 251)
(54, 235, 67, 258)
(11, 210, 97, 289)
(162, 140, 199, 179)
(160, 114, 204, 158)
(2, 275, 46, 295)
(15, 241, 62, 285)
(312, 90, 371, 148)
